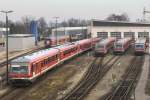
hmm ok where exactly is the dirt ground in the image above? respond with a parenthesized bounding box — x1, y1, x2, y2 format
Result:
(0, 51, 136, 100)
(84, 54, 134, 100)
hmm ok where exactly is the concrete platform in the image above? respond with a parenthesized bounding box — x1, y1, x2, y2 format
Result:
(135, 45, 150, 100)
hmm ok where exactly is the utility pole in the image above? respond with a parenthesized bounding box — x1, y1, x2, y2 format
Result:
(53, 17, 59, 45)
(0, 10, 13, 84)
(143, 7, 150, 22)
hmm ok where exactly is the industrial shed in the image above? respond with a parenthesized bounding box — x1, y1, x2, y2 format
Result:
(90, 20, 150, 40)
(52, 27, 88, 41)
(8, 34, 35, 51)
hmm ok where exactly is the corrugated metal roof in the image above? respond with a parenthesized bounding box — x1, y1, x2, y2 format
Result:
(92, 20, 150, 27)
(11, 48, 59, 62)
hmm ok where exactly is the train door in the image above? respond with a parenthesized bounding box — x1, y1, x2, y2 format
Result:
(31, 63, 36, 76)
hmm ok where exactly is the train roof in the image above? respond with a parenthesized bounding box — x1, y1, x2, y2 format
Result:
(98, 38, 115, 45)
(11, 48, 59, 63)
(135, 38, 146, 44)
(45, 35, 69, 40)
(115, 38, 131, 44)
(54, 43, 77, 51)
(77, 39, 92, 44)
(92, 37, 101, 41)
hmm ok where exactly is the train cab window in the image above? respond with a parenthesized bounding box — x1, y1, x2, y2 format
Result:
(96, 45, 104, 49)
(135, 45, 144, 48)
(11, 64, 28, 74)
(115, 44, 122, 48)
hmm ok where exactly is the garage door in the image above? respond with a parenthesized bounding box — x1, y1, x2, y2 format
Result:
(138, 32, 149, 40)
(97, 32, 108, 39)
(110, 32, 121, 39)
(124, 32, 135, 39)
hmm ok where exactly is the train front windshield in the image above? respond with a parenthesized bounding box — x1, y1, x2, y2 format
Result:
(115, 44, 122, 48)
(10, 63, 28, 74)
(96, 45, 104, 49)
(135, 44, 144, 49)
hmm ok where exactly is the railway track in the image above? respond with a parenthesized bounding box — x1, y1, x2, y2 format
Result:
(62, 55, 121, 100)
(103, 56, 144, 100)
(0, 51, 94, 100)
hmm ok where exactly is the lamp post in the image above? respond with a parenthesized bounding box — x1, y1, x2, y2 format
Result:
(0, 10, 13, 84)
(53, 17, 59, 45)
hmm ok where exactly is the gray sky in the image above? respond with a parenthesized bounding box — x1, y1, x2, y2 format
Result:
(0, 0, 150, 22)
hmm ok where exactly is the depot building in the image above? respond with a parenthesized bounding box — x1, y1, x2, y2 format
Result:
(90, 20, 150, 40)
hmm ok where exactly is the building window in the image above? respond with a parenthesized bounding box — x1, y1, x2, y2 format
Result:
(110, 32, 121, 39)
(124, 32, 135, 39)
(97, 32, 108, 39)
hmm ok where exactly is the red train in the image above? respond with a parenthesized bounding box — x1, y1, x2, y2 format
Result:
(44, 35, 70, 47)
(113, 38, 132, 53)
(94, 38, 115, 55)
(9, 38, 99, 84)
(134, 38, 147, 54)
(92, 37, 101, 48)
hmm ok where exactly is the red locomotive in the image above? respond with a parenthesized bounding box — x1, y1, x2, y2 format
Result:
(113, 38, 132, 53)
(94, 38, 115, 55)
(134, 38, 147, 54)
(9, 38, 98, 84)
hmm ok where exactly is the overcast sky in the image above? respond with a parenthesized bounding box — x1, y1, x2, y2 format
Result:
(0, 0, 150, 22)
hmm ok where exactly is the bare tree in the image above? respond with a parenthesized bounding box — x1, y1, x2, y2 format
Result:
(9, 16, 34, 34)
(21, 16, 34, 34)
(60, 18, 89, 27)
(106, 13, 130, 21)
(38, 17, 47, 35)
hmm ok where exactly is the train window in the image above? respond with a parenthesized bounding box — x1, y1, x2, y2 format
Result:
(48, 57, 51, 62)
(46, 55, 58, 63)
(64, 49, 72, 55)
(11, 65, 28, 74)
(44, 59, 47, 65)
(41, 61, 44, 67)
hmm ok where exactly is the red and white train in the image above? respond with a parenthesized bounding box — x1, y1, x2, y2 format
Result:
(94, 38, 115, 55)
(44, 35, 70, 47)
(113, 38, 132, 53)
(9, 38, 100, 84)
(92, 37, 101, 48)
(134, 38, 147, 54)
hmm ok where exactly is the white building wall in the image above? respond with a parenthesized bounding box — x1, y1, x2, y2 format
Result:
(8, 36, 35, 51)
(8, 38, 23, 51)
(22, 37, 35, 49)
(91, 26, 150, 39)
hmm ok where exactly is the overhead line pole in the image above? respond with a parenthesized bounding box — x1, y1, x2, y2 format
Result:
(53, 17, 59, 46)
(0, 10, 13, 84)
